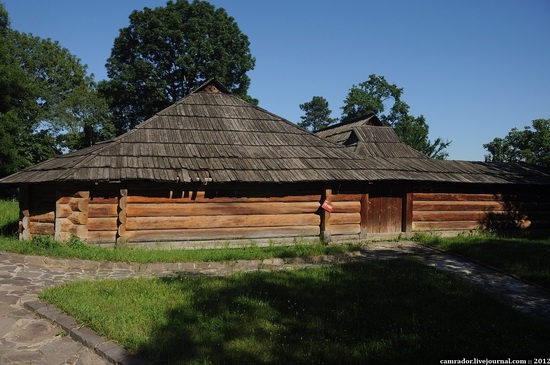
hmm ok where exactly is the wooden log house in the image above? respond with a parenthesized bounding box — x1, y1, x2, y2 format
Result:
(1, 79, 549, 247)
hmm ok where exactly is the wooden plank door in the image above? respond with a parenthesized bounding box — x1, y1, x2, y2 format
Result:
(366, 189, 403, 233)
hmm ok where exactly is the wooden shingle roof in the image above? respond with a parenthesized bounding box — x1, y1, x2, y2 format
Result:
(0, 80, 387, 184)
(1, 79, 549, 186)
(315, 118, 550, 185)
(316, 118, 428, 159)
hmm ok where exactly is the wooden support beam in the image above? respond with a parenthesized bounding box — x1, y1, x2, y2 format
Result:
(19, 185, 30, 240)
(116, 189, 128, 245)
(360, 193, 369, 238)
(402, 192, 413, 233)
(320, 188, 332, 243)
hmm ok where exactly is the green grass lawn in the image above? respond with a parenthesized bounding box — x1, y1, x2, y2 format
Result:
(0, 199, 18, 237)
(41, 258, 550, 365)
(415, 233, 550, 290)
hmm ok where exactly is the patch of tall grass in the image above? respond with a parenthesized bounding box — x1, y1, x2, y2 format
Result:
(0, 199, 18, 237)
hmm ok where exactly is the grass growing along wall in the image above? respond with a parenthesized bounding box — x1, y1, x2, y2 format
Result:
(41, 259, 550, 365)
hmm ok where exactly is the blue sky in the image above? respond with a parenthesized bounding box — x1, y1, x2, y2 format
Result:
(3, 0, 550, 161)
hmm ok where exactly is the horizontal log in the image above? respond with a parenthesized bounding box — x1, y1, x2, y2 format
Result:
(413, 221, 482, 231)
(29, 211, 55, 223)
(88, 217, 118, 231)
(127, 202, 320, 217)
(332, 201, 361, 213)
(87, 230, 117, 243)
(126, 214, 320, 230)
(88, 204, 118, 218)
(331, 194, 361, 202)
(413, 201, 506, 211)
(413, 193, 504, 202)
(127, 192, 321, 204)
(89, 197, 118, 204)
(30, 222, 55, 235)
(330, 224, 361, 236)
(330, 213, 361, 225)
(125, 226, 321, 242)
(413, 211, 509, 222)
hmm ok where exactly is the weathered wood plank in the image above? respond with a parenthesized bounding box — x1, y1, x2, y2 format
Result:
(330, 212, 361, 225)
(89, 197, 118, 204)
(88, 218, 118, 231)
(360, 193, 368, 238)
(117, 189, 128, 244)
(413, 221, 482, 231)
(413, 201, 506, 211)
(413, 193, 503, 201)
(126, 214, 320, 230)
(331, 194, 361, 202)
(320, 189, 332, 242)
(87, 230, 117, 243)
(126, 201, 320, 217)
(413, 211, 509, 222)
(127, 193, 321, 204)
(88, 204, 118, 218)
(331, 224, 361, 236)
(29, 212, 55, 223)
(403, 192, 413, 233)
(332, 201, 361, 213)
(125, 226, 321, 242)
(31, 222, 55, 235)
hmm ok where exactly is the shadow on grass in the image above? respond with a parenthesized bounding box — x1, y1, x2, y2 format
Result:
(137, 259, 550, 364)
(0, 220, 18, 238)
(428, 236, 550, 290)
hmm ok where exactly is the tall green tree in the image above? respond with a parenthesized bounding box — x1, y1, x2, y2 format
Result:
(341, 74, 451, 159)
(298, 96, 337, 131)
(484, 119, 550, 167)
(100, 0, 256, 134)
(0, 3, 113, 177)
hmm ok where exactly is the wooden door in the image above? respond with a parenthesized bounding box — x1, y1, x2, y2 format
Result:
(366, 189, 403, 233)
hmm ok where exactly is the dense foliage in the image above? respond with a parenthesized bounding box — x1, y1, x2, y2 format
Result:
(0, 4, 113, 177)
(484, 118, 550, 167)
(298, 96, 337, 131)
(340, 75, 451, 159)
(99, 0, 256, 134)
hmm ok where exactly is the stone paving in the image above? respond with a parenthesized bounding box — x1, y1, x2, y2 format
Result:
(1, 241, 549, 364)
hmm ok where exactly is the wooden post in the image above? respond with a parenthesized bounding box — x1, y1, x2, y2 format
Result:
(320, 188, 332, 243)
(360, 193, 369, 238)
(116, 189, 128, 245)
(402, 192, 413, 233)
(54, 190, 62, 241)
(19, 185, 31, 240)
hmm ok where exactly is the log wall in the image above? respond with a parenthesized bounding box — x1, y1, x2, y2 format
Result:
(87, 190, 118, 244)
(18, 183, 550, 246)
(412, 192, 550, 234)
(19, 184, 56, 239)
(122, 188, 322, 244)
(55, 191, 89, 241)
(329, 193, 361, 239)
